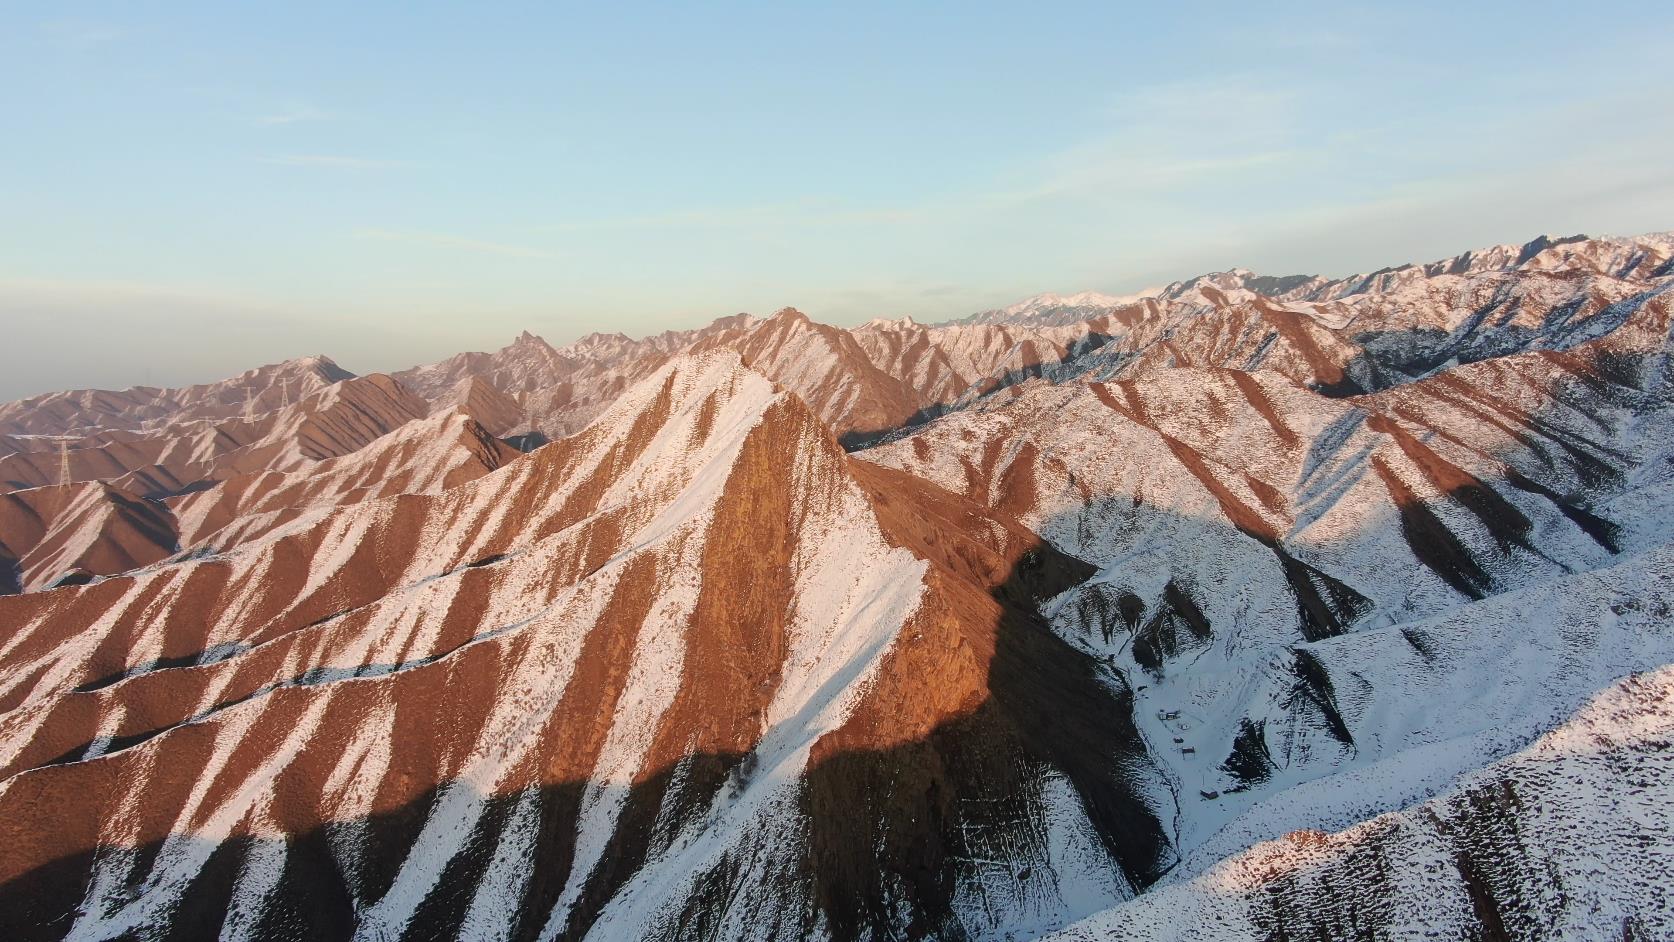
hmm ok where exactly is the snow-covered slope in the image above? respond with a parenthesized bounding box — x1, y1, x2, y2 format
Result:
(858, 234, 1674, 941)
(1048, 631, 1674, 939)
(167, 409, 520, 552)
(1158, 545, 1674, 881)
(0, 353, 1170, 940)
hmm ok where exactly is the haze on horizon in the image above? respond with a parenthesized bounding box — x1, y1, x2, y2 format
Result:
(3, 1, 1672, 401)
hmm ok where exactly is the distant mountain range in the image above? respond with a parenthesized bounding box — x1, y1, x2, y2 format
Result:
(1, 230, 1670, 940)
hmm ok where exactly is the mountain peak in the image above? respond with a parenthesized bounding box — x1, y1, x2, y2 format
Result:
(1515, 232, 1590, 265)
(861, 315, 920, 330)
(709, 312, 758, 330)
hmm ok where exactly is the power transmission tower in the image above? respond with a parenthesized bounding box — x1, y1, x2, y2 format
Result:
(244, 387, 255, 422)
(58, 439, 71, 487)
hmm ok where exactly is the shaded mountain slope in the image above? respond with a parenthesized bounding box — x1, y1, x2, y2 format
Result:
(0, 483, 177, 594)
(1049, 627, 1674, 939)
(860, 281, 1672, 895)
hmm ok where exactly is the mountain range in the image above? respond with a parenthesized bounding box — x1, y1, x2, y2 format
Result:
(1, 230, 1670, 940)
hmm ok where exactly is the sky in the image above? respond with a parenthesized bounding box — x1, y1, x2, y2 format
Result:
(3, 2, 1672, 399)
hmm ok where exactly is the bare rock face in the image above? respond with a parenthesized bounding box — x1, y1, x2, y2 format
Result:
(0, 231, 1670, 940)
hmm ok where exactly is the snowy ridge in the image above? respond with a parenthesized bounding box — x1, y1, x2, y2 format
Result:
(378, 232, 1674, 454)
(0, 230, 1671, 939)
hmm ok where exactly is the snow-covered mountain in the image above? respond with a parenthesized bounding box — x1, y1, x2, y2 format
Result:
(0, 230, 1670, 939)
(862, 265, 1673, 922)
(0, 371, 433, 496)
(0, 355, 354, 438)
(949, 290, 1159, 328)
(0, 353, 1169, 939)
(392, 316, 761, 440)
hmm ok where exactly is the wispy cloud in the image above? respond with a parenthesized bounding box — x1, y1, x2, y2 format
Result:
(545, 198, 842, 231)
(541, 77, 1315, 237)
(255, 103, 335, 126)
(262, 154, 407, 170)
(353, 228, 559, 260)
(1001, 76, 1310, 198)
(540, 197, 936, 234)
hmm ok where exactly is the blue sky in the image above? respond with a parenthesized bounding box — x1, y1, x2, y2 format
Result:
(3, 2, 1671, 398)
